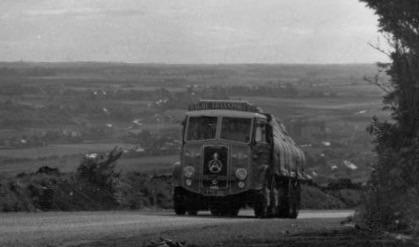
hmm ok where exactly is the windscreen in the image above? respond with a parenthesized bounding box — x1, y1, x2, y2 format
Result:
(220, 117, 251, 143)
(186, 116, 217, 141)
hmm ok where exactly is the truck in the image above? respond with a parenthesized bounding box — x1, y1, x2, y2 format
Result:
(172, 100, 306, 218)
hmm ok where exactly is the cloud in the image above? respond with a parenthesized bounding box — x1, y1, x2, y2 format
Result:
(0, 0, 387, 63)
(22, 8, 144, 18)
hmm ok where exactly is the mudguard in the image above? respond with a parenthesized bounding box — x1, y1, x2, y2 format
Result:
(253, 164, 270, 190)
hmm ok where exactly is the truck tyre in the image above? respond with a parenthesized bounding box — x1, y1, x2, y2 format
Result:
(270, 177, 279, 217)
(173, 187, 186, 215)
(277, 180, 290, 218)
(224, 205, 240, 217)
(229, 207, 240, 217)
(187, 210, 198, 216)
(288, 202, 298, 219)
(186, 198, 200, 216)
(253, 189, 268, 218)
(226, 198, 241, 217)
(175, 205, 186, 215)
(288, 180, 301, 219)
(210, 207, 222, 216)
(253, 179, 275, 218)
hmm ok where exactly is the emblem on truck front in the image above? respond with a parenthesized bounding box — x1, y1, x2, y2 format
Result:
(208, 152, 223, 173)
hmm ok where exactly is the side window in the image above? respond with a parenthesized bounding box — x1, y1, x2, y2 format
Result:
(254, 119, 268, 143)
(181, 118, 186, 142)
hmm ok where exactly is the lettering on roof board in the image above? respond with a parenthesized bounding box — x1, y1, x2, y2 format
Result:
(188, 101, 260, 112)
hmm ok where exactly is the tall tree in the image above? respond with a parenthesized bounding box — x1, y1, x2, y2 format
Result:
(360, 0, 419, 231)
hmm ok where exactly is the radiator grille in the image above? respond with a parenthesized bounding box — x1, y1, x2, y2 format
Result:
(202, 146, 228, 189)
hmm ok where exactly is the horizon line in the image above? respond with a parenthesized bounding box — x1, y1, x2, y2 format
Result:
(0, 60, 380, 66)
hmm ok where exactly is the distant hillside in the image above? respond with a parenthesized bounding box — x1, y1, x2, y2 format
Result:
(0, 62, 380, 86)
(0, 62, 387, 185)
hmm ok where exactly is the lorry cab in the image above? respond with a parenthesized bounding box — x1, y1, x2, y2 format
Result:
(173, 100, 305, 218)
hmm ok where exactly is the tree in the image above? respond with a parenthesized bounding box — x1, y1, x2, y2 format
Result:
(360, 0, 419, 232)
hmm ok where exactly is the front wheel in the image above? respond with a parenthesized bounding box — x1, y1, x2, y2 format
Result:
(253, 179, 275, 218)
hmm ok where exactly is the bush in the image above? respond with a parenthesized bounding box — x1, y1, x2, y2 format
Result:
(300, 185, 346, 209)
(76, 147, 122, 192)
(358, 122, 419, 232)
(0, 149, 359, 212)
(115, 172, 172, 209)
(0, 148, 125, 212)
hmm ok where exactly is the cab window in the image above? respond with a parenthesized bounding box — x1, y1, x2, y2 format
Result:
(186, 116, 217, 141)
(220, 117, 251, 143)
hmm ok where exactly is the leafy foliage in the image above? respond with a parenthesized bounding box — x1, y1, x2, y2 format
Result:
(360, 0, 419, 232)
(76, 147, 122, 192)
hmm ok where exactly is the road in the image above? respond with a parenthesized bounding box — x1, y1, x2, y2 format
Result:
(0, 210, 354, 247)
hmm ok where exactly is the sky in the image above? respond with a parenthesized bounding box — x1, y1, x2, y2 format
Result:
(0, 0, 388, 64)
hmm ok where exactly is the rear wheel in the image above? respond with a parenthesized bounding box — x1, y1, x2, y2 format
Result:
(173, 187, 186, 215)
(277, 179, 300, 218)
(175, 206, 186, 215)
(210, 207, 222, 216)
(277, 180, 290, 218)
(225, 206, 240, 217)
(288, 180, 301, 219)
(270, 177, 279, 217)
(288, 203, 298, 218)
(187, 210, 198, 216)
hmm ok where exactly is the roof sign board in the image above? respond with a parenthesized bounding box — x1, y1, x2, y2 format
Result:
(188, 100, 262, 113)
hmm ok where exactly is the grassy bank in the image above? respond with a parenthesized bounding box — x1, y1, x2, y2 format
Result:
(0, 171, 361, 213)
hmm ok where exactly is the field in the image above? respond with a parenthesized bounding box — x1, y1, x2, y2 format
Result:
(0, 154, 178, 175)
(0, 143, 177, 175)
(0, 62, 387, 184)
(0, 143, 134, 158)
(117, 155, 178, 173)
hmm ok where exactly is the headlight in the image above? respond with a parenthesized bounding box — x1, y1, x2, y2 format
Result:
(235, 168, 248, 180)
(183, 166, 195, 178)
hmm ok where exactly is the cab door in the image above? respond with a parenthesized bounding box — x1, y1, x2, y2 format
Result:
(253, 118, 272, 167)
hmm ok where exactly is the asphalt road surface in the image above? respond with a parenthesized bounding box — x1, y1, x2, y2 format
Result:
(0, 209, 355, 247)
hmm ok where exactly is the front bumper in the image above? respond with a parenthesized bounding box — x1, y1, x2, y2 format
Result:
(179, 177, 251, 197)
